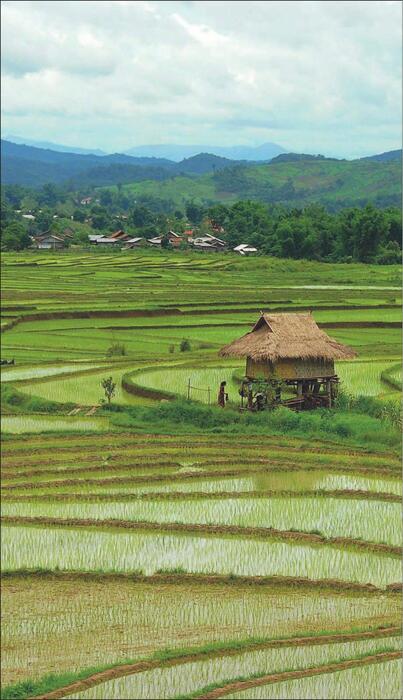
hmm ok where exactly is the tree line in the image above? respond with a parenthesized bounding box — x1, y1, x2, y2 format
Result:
(1, 182, 401, 264)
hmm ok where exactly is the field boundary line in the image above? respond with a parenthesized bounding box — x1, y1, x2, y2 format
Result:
(190, 651, 402, 699)
(3, 569, 400, 593)
(17, 630, 401, 700)
(2, 462, 400, 490)
(1, 515, 400, 557)
(2, 489, 400, 504)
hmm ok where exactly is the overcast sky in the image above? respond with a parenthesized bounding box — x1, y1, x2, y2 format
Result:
(1, 0, 401, 157)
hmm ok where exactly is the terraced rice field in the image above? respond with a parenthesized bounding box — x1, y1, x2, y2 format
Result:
(1, 252, 401, 699)
(1, 431, 402, 698)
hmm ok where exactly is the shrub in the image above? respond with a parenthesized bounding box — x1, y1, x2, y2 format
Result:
(168, 344, 175, 354)
(106, 343, 126, 357)
(180, 339, 191, 352)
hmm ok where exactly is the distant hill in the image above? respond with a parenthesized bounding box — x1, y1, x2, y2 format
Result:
(360, 149, 402, 162)
(173, 152, 244, 175)
(3, 134, 107, 156)
(116, 155, 402, 211)
(0, 140, 242, 187)
(124, 142, 286, 161)
(270, 153, 340, 163)
(1, 139, 401, 210)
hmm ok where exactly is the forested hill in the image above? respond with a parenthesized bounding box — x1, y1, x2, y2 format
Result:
(114, 153, 402, 211)
(1, 139, 401, 210)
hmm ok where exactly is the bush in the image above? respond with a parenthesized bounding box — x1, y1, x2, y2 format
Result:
(106, 343, 126, 357)
(169, 344, 175, 354)
(180, 339, 191, 352)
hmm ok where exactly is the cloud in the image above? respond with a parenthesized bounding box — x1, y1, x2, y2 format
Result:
(1, 0, 401, 157)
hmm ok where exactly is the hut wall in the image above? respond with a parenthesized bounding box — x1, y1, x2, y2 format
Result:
(246, 357, 335, 380)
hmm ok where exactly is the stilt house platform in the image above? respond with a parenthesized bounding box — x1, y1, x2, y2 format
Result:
(219, 312, 357, 410)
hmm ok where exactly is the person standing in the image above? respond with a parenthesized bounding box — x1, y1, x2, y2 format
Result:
(218, 380, 228, 407)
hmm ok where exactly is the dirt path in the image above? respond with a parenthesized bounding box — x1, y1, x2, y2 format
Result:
(28, 630, 401, 700)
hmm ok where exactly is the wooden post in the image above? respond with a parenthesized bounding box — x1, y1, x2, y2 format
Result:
(326, 379, 332, 408)
(207, 387, 211, 405)
(187, 378, 191, 400)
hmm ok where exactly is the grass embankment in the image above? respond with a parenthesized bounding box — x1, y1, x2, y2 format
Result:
(2, 380, 401, 451)
(380, 362, 403, 391)
(1, 627, 399, 700)
(103, 398, 401, 451)
(175, 651, 401, 700)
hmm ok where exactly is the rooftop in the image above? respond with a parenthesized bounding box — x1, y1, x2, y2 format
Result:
(219, 313, 357, 362)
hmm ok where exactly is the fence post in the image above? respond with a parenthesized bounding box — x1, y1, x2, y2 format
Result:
(187, 378, 191, 400)
(207, 386, 211, 405)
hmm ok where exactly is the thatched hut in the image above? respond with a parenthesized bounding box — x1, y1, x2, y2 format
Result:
(219, 313, 357, 410)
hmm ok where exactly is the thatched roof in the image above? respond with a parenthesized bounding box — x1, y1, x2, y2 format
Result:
(219, 313, 357, 362)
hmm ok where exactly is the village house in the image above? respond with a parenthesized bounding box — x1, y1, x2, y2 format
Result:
(148, 236, 163, 246)
(80, 197, 93, 206)
(233, 243, 258, 256)
(123, 237, 144, 249)
(192, 233, 226, 251)
(183, 228, 195, 238)
(31, 233, 67, 250)
(220, 312, 356, 411)
(91, 229, 130, 245)
(147, 231, 183, 248)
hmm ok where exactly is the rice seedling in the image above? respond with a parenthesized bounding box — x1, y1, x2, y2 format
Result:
(2, 496, 400, 546)
(1, 415, 111, 434)
(2, 572, 401, 687)
(65, 638, 402, 700)
(227, 658, 402, 699)
(0, 362, 106, 383)
(2, 525, 400, 586)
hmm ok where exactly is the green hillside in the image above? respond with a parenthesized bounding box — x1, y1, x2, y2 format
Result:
(115, 156, 401, 211)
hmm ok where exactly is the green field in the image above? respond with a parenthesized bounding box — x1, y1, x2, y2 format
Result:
(1, 250, 401, 700)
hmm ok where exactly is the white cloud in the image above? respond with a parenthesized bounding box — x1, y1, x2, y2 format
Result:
(1, 0, 401, 157)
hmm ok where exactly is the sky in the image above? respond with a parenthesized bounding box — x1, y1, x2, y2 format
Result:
(1, 0, 402, 158)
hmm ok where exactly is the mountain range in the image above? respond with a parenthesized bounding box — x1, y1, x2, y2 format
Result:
(1, 140, 246, 187)
(124, 142, 286, 161)
(3, 135, 286, 161)
(1, 138, 401, 210)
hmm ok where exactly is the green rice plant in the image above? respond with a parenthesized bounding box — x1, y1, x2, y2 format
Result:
(227, 658, 402, 699)
(2, 496, 400, 546)
(1, 415, 110, 434)
(68, 639, 402, 700)
(5, 574, 399, 689)
(1, 525, 400, 587)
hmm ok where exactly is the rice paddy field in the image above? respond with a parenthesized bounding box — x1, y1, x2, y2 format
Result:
(1, 251, 401, 699)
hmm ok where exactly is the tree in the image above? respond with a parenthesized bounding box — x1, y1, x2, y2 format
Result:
(35, 209, 54, 233)
(100, 189, 114, 207)
(40, 183, 59, 207)
(91, 207, 110, 230)
(185, 202, 204, 225)
(352, 205, 389, 262)
(160, 233, 170, 248)
(101, 376, 116, 404)
(131, 205, 154, 228)
(1, 222, 31, 251)
(73, 209, 86, 222)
